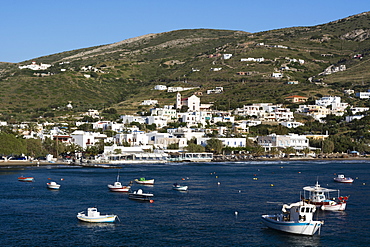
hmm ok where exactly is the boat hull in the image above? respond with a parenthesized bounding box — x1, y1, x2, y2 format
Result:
(108, 186, 130, 192)
(47, 185, 61, 190)
(334, 178, 354, 183)
(77, 215, 117, 223)
(18, 177, 34, 182)
(135, 179, 155, 185)
(321, 202, 346, 211)
(261, 215, 322, 236)
(173, 185, 188, 191)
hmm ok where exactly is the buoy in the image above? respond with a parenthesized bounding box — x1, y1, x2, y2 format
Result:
(48, 178, 51, 180)
(182, 178, 185, 180)
(150, 200, 154, 203)
(61, 178, 64, 181)
(238, 190, 241, 193)
(253, 177, 258, 180)
(235, 211, 238, 216)
(363, 183, 366, 185)
(280, 167, 283, 168)
(270, 184, 274, 187)
(215, 176, 218, 178)
(298, 172, 301, 173)
(217, 182, 221, 185)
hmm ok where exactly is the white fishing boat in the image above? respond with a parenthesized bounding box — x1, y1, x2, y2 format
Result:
(128, 189, 154, 202)
(77, 207, 117, 223)
(134, 177, 155, 185)
(303, 181, 348, 211)
(107, 174, 131, 192)
(261, 201, 324, 236)
(172, 183, 188, 191)
(47, 181, 61, 190)
(334, 174, 354, 183)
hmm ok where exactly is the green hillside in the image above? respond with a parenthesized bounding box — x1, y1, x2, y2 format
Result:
(1, 12, 370, 121)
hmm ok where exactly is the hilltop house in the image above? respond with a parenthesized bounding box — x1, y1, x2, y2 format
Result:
(285, 95, 308, 103)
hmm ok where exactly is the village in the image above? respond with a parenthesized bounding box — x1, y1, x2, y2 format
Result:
(2, 82, 369, 165)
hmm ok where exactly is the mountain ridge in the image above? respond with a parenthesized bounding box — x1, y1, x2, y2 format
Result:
(1, 11, 370, 121)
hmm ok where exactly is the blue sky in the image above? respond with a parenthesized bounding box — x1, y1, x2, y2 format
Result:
(1, 0, 369, 63)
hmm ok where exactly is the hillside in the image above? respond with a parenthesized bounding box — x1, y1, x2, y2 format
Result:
(1, 12, 370, 121)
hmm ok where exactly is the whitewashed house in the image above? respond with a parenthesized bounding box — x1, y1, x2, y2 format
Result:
(141, 99, 158, 106)
(70, 130, 108, 149)
(197, 137, 246, 148)
(154, 85, 167, 90)
(281, 121, 304, 128)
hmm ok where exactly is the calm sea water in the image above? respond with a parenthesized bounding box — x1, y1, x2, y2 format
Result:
(0, 160, 369, 246)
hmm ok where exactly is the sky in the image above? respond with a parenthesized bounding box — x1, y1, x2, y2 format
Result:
(1, 0, 369, 63)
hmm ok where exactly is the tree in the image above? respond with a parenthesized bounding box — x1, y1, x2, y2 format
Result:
(205, 138, 223, 154)
(283, 146, 296, 158)
(302, 147, 311, 157)
(322, 139, 335, 154)
(185, 143, 205, 152)
(0, 133, 26, 155)
(269, 147, 280, 158)
(251, 145, 265, 157)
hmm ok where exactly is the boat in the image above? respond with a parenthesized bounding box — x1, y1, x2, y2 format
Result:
(18, 176, 34, 182)
(77, 207, 117, 223)
(172, 183, 188, 191)
(47, 181, 61, 190)
(303, 181, 348, 211)
(107, 174, 131, 192)
(334, 174, 354, 183)
(128, 189, 154, 202)
(134, 177, 155, 185)
(261, 201, 323, 236)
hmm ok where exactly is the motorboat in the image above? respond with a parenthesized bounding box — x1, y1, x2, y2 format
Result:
(47, 181, 61, 190)
(128, 189, 154, 202)
(108, 174, 131, 192)
(303, 181, 348, 211)
(18, 176, 34, 182)
(134, 177, 155, 185)
(172, 183, 188, 191)
(334, 174, 354, 183)
(77, 207, 117, 223)
(261, 201, 324, 236)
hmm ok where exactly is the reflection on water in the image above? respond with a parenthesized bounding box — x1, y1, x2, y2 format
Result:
(77, 221, 117, 231)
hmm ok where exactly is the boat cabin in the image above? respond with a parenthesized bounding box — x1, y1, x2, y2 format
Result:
(282, 202, 316, 222)
(87, 208, 101, 218)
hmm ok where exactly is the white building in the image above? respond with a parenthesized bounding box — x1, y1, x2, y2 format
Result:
(179, 111, 208, 127)
(177, 93, 201, 112)
(197, 137, 246, 148)
(19, 61, 52, 70)
(207, 87, 223, 94)
(257, 133, 309, 152)
(154, 85, 167, 90)
(120, 115, 146, 125)
(356, 90, 370, 99)
(141, 99, 158, 106)
(350, 107, 369, 115)
(70, 130, 108, 149)
(114, 130, 148, 146)
(280, 121, 304, 128)
(223, 54, 233, 59)
(240, 57, 265, 62)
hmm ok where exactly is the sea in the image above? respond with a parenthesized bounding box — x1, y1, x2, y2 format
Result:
(1, 160, 369, 247)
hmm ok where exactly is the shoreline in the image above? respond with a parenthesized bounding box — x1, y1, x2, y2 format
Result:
(0, 156, 369, 167)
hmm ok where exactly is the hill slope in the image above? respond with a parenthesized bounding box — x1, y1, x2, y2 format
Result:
(1, 12, 370, 121)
